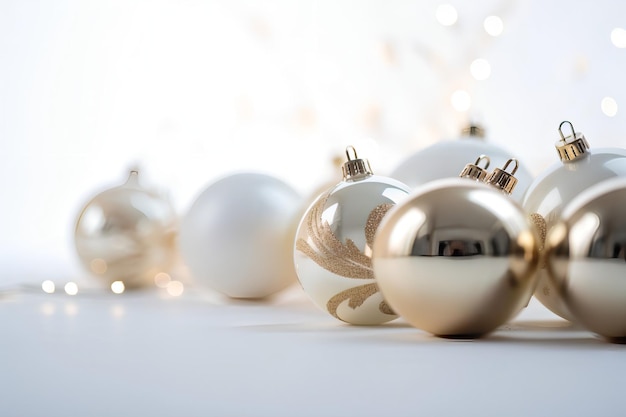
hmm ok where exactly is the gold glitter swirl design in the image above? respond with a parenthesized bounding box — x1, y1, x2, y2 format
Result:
(295, 195, 395, 319)
(530, 213, 547, 268)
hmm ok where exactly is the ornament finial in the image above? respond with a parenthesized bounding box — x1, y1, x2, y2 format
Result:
(461, 124, 485, 139)
(342, 146, 373, 181)
(125, 169, 140, 187)
(555, 120, 590, 162)
(485, 158, 519, 194)
(459, 154, 491, 181)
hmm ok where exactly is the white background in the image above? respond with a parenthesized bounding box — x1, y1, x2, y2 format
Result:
(2, 0, 626, 282)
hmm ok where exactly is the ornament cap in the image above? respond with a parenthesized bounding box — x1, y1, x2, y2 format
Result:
(124, 170, 140, 188)
(459, 155, 491, 181)
(461, 124, 486, 139)
(485, 158, 519, 194)
(555, 121, 590, 162)
(342, 146, 373, 181)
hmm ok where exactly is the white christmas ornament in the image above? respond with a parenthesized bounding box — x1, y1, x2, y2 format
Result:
(523, 121, 626, 320)
(179, 172, 302, 299)
(390, 125, 533, 202)
(294, 146, 411, 325)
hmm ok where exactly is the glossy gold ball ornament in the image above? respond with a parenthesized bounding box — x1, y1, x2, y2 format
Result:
(546, 177, 626, 343)
(373, 157, 539, 337)
(522, 121, 626, 320)
(74, 170, 178, 289)
(294, 146, 411, 325)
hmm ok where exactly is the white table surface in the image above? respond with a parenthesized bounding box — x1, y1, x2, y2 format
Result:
(2, 282, 625, 417)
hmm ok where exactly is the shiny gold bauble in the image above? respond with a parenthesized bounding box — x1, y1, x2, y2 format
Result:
(546, 177, 626, 343)
(74, 171, 178, 288)
(373, 178, 539, 337)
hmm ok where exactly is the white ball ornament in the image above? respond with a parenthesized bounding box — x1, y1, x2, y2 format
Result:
(523, 121, 626, 321)
(373, 157, 539, 338)
(74, 170, 178, 289)
(390, 125, 533, 202)
(179, 172, 302, 299)
(294, 146, 411, 325)
(545, 177, 626, 343)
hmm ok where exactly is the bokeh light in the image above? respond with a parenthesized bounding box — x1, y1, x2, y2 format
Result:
(436, 4, 458, 26)
(484, 16, 504, 36)
(42, 280, 56, 294)
(470, 59, 491, 80)
(451, 90, 471, 112)
(64, 282, 79, 295)
(611, 28, 626, 48)
(601, 97, 618, 117)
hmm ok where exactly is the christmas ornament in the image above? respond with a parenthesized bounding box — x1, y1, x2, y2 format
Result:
(545, 177, 626, 343)
(294, 146, 411, 325)
(74, 170, 178, 289)
(179, 172, 301, 299)
(522, 121, 626, 320)
(373, 158, 539, 337)
(390, 125, 533, 202)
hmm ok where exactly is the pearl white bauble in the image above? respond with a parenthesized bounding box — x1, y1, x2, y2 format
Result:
(546, 177, 626, 342)
(179, 172, 302, 299)
(522, 122, 626, 320)
(390, 127, 532, 202)
(294, 149, 411, 325)
(373, 178, 539, 338)
(74, 171, 178, 289)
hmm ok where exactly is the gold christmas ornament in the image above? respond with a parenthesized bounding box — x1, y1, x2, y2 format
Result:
(546, 177, 626, 343)
(373, 158, 539, 337)
(74, 170, 178, 289)
(294, 146, 411, 325)
(522, 121, 626, 320)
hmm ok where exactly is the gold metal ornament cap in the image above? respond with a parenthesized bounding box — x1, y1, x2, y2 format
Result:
(342, 146, 373, 181)
(555, 120, 590, 162)
(485, 158, 519, 194)
(461, 124, 486, 139)
(459, 155, 490, 181)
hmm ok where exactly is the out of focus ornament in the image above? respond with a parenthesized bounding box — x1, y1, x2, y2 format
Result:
(546, 177, 626, 343)
(179, 172, 301, 299)
(522, 121, 626, 320)
(373, 158, 539, 337)
(294, 146, 411, 325)
(74, 170, 178, 289)
(390, 125, 532, 201)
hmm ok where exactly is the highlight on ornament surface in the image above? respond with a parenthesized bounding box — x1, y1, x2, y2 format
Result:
(294, 146, 411, 325)
(73, 170, 178, 290)
(522, 121, 626, 321)
(545, 177, 626, 343)
(373, 156, 539, 338)
(179, 171, 302, 299)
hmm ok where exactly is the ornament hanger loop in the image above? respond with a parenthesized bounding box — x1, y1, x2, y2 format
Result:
(474, 155, 490, 169)
(125, 169, 140, 186)
(345, 146, 359, 161)
(558, 121, 575, 141)
(501, 158, 519, 175)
